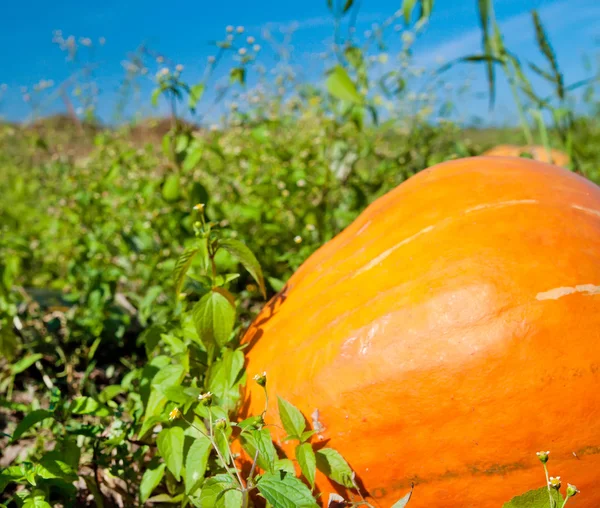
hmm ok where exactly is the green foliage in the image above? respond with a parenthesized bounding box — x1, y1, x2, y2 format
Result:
(1, 1, 597, 506)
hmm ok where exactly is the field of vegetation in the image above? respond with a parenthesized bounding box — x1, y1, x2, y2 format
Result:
(1, 0, 599, 506)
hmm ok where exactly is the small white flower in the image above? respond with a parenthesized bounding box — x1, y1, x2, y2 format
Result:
(226, 25, 234, 33)
(238, 48, 247, 55)
(99, 36, 106, 45)
(236, 26, 244, 33)
(246, 36, 255, 44)
(294, 235, 302, 244)
(175, 64, 184, 72)
(208, 55, 216, 63)
(253, 44, 261, 52)
(297, 179, 306, 187)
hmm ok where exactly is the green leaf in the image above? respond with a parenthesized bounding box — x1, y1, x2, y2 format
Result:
(36, 452, 78, 482)
(391, 485, 414, 508)
(267, 277, 286, 293)
(477, 0, 496, 109)
(162, 174, 181, 202)
(152, 364, 186, 395)
(218, 238, 266, 298)
(157, 427, 185, 481)
(342, 0, 354, 13)
(503, 487, 563, 508)
(183, 143, 204, 172)
(240, 428, 278, 473)
(315, 448, 354, 488)
(326, 66, 363, 105)
(151, 87, 162, 107)
(70, 397, 110, 416)
(230, 67, 246, 85)
(257, 470, 319, 508)
(11, 410, 53, 442)
(175, 134, 189, 154)
(274, 458, 296, 475)
(192, 289, 236, 349)
(140, 463, 166, 503)
(189, 83, 205, 111)
(295, 443, 316, 489)
(11, 353, 43, 375)
(402, 0, 418, 24)
(199, 474, 242, 508)
(277, 397, 306, 439)
(22, 493, 52, 508)
(208, 348, 244, 412)
(0, 466, 25, 492)
(185, 435, 212, 495)
(174, 246, 200, 296)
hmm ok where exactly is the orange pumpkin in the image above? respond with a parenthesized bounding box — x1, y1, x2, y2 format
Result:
(240, 156, 600, 507)
(483, 144, 570, 167)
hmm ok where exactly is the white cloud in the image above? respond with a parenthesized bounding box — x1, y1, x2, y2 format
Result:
(258, 11, 385, 34)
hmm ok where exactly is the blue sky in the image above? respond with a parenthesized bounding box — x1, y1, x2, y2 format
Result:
(0, 0, 598, 125)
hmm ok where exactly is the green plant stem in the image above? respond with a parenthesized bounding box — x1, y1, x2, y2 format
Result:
(504, 61, 534, 146)
(542, 464, 555, 508)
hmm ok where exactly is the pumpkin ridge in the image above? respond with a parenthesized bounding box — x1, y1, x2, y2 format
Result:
(285, 197, 600, 313)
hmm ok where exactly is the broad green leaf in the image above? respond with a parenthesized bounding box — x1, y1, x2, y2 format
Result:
(183, 142, 204, 171)
(296, 443, 316, 488)
(11, 353, 43, 375)
(147, 493, 184, 503)
(152, 364, 186, 395)
(157, 427, 185, 481)
(402, 0, 418, 24)
(56, 436, 81, 469)
(139, 324, 166, 358)
(326, 66, 363, 105)
(208, 348, 244, 412)
(140, 462, 166, 503)
(12, 410, 53, 442)
(199, 474, 242, 508)
(240, 427, 278, 473)
(315, 448, 354, 488)
(70, 397, 110, 416)
(274, 458, 296, 475)
(162, 174, 181, 202)
(0, 466, 24, 492)
(503, 487, 563, 508)
(218, 238, 266, 298)
(391, 485, 414, 508)
(174, 246, 200, 296)
(36, 453, 78, 482)
(192, 289, 236, 349)
(175, 134, 189, 154)
(22, 493, 52, 508)
(277, 397, 306, 439)
(257, 470, 319, 508)
(185, 435, 212, 494)
(189, 84, 205, 110)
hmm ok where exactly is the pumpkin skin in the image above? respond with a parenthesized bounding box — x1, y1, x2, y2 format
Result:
(483, 143, 570, 167)
(239, 156, 600, 507)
